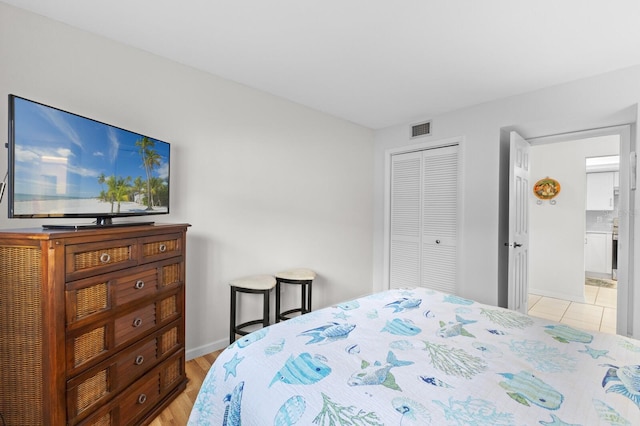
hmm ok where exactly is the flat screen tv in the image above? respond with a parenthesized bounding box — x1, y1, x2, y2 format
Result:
(7, 95, 170, 229)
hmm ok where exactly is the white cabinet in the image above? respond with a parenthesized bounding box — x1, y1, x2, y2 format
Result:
(585, 232, 612, 274)
(586, 172, 614, 210)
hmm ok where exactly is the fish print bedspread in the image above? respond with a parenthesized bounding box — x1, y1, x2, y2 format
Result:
(188, 287, 640, 425)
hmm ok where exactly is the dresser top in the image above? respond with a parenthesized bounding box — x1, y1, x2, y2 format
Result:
(0, 222, 190, 240)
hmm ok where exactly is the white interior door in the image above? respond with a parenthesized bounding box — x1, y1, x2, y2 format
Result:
(508, 131, 530, 313)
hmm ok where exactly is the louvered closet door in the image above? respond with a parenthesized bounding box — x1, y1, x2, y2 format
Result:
(390, 151, 422, 288)
(421, 145, 458, 293)
(389, 145, 458, 293)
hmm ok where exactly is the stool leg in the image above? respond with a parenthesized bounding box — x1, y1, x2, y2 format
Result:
(275, 281, 282, 323)
(263, 289, 270, 328)
(230, 287, 237, 344)
(301, 284, 307, 315)
(306, 281, 312, 313)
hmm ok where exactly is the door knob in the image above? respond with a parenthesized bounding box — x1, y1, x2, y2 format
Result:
(513, 242, 523, 248)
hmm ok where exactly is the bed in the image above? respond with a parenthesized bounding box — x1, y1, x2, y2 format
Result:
(188, 287, 640, 425)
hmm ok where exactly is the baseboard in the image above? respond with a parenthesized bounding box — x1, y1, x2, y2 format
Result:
(528, 287, 586, 304)
(186, 338, 229, 361)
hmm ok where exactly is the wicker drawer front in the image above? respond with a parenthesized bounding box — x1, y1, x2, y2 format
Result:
(113, 268, 158, 306)
(161, 262, 183, 288)
(67, 239, 138, 280)
(140, 233, 182, 263)
(72, 325, 108, 369)
(159, 350, 185, 394)
(159, 324, 182, 357)
(67, 367, 111, 422)
(68, 281, 110, 323)
(114, 304, 156, 347)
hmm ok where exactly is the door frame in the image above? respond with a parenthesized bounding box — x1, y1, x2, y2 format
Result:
(523, 125, 632, 336)
(382, 135, 465, 290)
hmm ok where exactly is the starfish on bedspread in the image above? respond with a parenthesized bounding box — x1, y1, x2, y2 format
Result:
(579, 345, 611, 359)
(223, 353, 244, 380)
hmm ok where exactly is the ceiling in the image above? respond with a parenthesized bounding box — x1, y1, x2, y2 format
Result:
(3, 0, 640, 129)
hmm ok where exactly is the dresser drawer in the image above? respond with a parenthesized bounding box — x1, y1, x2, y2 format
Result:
(120, 371, 161, 424)
(113, 268, 158, 306)
(67, 291, 182, 372)
(140, 233, 183, 263)
(66, 263, 175, 326)
(73, 349, 186, 426)
(67, 322, 183, 425)
(115, 304, 156, 347)
(66, 238, 139, 280)
(70, 367, 163, 426)
(115, 336, 159, 383)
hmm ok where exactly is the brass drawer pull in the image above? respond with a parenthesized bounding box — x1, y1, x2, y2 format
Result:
(137, 394, 147, 404)
(99, 253, 111, 264)
(135, 355, 144, 365)
(159, 244, 167, 253)
(132, 318, 143, 328)
(134, 280, 145, 290)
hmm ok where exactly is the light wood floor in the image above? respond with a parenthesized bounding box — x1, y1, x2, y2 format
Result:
(149, 350, 223, 425)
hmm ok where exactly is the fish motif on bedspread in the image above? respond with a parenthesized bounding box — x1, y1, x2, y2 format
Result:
(384, 297, 422, 313)
(347, 350, 414, 391)
(298, 322, 355, 344)
(269, 353, 332, 387)
(544, 324, 594, 344)
(436, 314, 477, 338)
(187, 287, 640, 425)
(381, 318, 421, 336)
(498, 371, 564, 409)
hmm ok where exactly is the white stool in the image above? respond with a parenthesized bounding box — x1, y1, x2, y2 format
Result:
(229, 274, 276, 343)
(275, 268, 316, 322)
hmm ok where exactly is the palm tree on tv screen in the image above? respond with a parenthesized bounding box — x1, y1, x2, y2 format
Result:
(136, 136, 161, 210)
(105, 175, 132, 213)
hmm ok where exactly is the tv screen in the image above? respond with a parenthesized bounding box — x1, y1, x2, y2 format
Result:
(7, 95, 170, 227)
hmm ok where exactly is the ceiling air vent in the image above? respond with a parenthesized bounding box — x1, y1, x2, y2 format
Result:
(411, 121, 431, 138)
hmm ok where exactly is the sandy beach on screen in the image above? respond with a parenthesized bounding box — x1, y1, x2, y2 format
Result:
(15, 198, 167, 215)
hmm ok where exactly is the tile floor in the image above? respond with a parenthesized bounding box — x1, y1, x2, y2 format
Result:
(528, 284, 617, 334)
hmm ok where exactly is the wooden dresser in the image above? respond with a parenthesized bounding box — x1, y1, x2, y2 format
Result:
(0, 223, 189, 425)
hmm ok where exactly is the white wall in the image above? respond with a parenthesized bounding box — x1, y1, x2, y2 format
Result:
(373, 66, 640, 322)
(529, 135, 619, 302)
(0, 3, 374, 358)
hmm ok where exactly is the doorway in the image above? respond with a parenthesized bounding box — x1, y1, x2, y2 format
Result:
(522, 127, 630, 335)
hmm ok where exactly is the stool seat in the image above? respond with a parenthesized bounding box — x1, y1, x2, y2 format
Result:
(230, 274, 276, 290)
(275, 268, 316, 323)
(275, 268, 317, 281)
(229, 274, 276, 344)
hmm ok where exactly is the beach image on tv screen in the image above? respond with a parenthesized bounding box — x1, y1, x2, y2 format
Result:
(12, 97, 170, 217)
